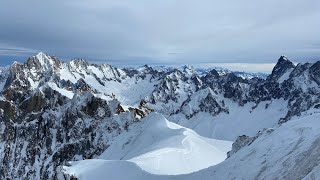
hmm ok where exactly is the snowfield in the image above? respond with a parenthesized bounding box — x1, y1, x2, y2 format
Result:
(64, 111, 320, 180)
(170, 97, 287, 141)
(64, 113, 232, 176)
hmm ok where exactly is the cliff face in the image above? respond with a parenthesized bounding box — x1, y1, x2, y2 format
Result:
(0, 54, 148, 179)
(0, 89, 142, 179)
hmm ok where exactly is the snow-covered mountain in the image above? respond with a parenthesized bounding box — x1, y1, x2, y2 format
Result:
(63, 109, 320, 180)
(151, 64, 268, 79)
(194, 66, 269, 79)
(0, 52, 319, 179)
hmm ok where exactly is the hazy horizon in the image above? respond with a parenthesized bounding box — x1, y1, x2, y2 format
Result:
(0, 52, 282, 73)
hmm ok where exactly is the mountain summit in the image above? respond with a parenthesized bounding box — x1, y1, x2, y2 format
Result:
(0, 53, 319, 179)
(267, 55, 295, 81)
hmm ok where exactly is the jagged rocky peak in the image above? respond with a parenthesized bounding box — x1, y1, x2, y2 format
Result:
(207, 69, 220, 79)
(201, 69, 220, 86)
(267, 55, 295, 81)
(137, 64, 157, 76)
(224, 72, 245, 83)
(69, 59, 89, 69)
(182, 64, 195, 75)
(135, 65, 166, 80)
(27, 52, 61, 71)
(8, 61, 24, 73)
(277, 55, 293, 65)
(4, 53, 62, 91)
(140, 64, 153, 72)
(165, 68, 187, 81)
(289, 62, 311, 79)
(99, 63, 118, 73)
(309, 61, 320, 85)
(3, 61, 30, 91)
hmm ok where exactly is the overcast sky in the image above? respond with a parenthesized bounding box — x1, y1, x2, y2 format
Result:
(0, 0, 320, 72)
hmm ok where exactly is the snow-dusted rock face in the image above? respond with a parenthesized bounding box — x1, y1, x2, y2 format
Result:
(0, 53, 320, 179)
(0, 66, 9, 91)
(226, 135, 255, 158)
(0, 89, 142, 179)
(267, 55, 295, 81)
(194, 66, 269, 79)
(0, 54, 155, 179)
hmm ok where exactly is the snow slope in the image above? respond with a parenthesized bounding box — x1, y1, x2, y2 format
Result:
(59, 63, 159, 106)
(64, 110, 320, 180)
(171, 98, 288, 141)
(64, 113, 232, 176)
(180, 110, 320, 180)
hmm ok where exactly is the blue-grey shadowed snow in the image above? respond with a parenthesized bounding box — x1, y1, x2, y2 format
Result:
(0, 0, 320, 70)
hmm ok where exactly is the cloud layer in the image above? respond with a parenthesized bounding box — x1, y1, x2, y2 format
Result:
(1, 0, 320, 67)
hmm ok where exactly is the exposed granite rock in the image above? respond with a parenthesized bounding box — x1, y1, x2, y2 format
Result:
(267, 56, 295, 81)
(227, 135, 255, 158)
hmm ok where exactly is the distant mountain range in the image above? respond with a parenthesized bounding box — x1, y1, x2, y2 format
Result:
(152, 64, 269, 79)
(0, 53, 319, 179)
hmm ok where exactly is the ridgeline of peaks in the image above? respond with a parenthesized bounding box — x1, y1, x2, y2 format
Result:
(0, 52, 319, 179)
(1, 52, 319, 122)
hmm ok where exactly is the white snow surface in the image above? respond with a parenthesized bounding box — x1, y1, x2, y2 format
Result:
(64, 111, 320, 180)
(277, 68, 293, 83)
(47, 82, 74, 99)
(65, 113, 232, 176)
(60, 67, 157, 106)
(173, 98, 288, 141)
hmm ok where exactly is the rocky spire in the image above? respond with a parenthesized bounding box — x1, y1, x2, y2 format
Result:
(267, 56, 295, 81)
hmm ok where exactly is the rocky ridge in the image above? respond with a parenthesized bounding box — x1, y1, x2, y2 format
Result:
(0, 53, 319, 179)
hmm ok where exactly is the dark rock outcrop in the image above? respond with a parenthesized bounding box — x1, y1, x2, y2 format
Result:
(267, 56, 295, 81)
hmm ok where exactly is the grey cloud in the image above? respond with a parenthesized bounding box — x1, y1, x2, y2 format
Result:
(0, 0, 319, 66)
